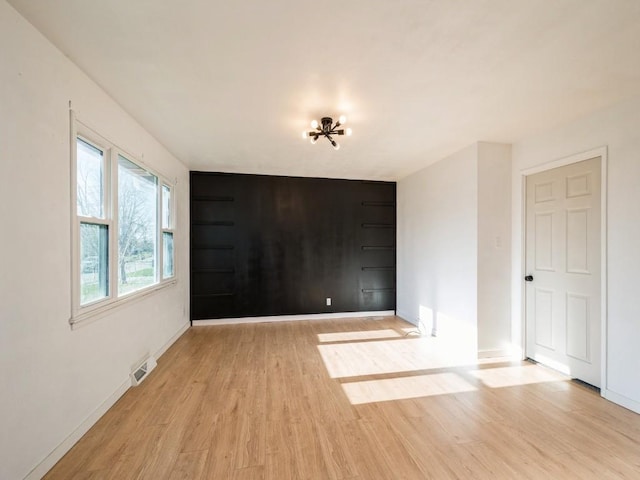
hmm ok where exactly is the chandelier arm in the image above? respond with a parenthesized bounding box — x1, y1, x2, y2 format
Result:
(325, 129, 344, 136)
(304, 117, 349, 147)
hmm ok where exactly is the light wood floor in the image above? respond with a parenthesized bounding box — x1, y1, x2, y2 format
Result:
(45, 316, 640, 479)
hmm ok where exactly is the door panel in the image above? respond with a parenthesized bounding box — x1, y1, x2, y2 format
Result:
(566, 293, 590, 361)
(566, 209, 589, 273)
(534, 288, 554, 349)
(525, 157, 601, 386)
(535, 213, 554, 271)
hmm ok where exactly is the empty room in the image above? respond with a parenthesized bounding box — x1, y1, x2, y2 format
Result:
(2, 1, 640, 479)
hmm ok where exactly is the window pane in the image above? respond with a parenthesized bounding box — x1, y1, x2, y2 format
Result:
(80, 223, 109, 304)
(76, 138, 104, 218)
(118, 155, 157, 295)
(163, 232, 174, 278)
(162, 185, 171, 229)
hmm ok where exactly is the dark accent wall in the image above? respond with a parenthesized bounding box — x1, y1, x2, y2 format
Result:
(190, 172, 396, 320)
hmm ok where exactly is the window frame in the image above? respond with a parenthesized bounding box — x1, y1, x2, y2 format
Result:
(70, 116, 177, 326)
(161, 183, 175, 280)
(76, 134, 112, 307)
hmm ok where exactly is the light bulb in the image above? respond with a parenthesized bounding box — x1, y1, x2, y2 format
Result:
(332, 141, 340, 150)
(302, 131, 308, 140)
(346, 127, 352, 136)
(310, 136, 318, 144)
(311, 119, 319, 129)
(339, 115, 347, 125)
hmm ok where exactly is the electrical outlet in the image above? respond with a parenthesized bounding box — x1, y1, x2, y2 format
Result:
(326, 297, 331, 306)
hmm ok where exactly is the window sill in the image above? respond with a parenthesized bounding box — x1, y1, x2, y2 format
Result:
(69, 279, 178, 330)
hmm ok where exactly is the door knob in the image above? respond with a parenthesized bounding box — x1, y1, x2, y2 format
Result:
(524, 275, 534, 282)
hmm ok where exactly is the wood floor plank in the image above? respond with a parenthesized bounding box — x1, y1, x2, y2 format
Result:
(289, 417, 333, 479)
(202, 413, 240, 479)
(103, 425, 165, 480)
(312, 418, 359, 479)
(137, 382, 207, 480)
(167, 450, 208, 480)
(43, 316, 640, 480)
(235, 413, 266, 469)
(232, 465, 265, 480)
(69, 470, 111, 480)
(264, 422, 298, 478)
(353, 416, 426, 479)
(339, 419, 398, 480)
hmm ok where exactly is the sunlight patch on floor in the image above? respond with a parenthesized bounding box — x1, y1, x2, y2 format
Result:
(317, 337, 478, 379)
(341, 372, 476, 405)
(317, 329, 402, 343)
(469, 364, 568, 388)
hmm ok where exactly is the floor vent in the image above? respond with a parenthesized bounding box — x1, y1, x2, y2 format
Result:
(130, 356, 157, 386)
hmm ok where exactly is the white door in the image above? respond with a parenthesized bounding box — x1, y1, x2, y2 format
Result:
(525, 157, 601, 386)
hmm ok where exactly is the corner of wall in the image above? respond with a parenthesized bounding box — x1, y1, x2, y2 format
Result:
(476, 142, 513, 352)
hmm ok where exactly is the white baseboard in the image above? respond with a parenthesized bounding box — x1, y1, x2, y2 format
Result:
(24, 321, 190, 480)
(602, 389, 640, 415)
(23, 379, 130, 480)
(394, 310, 416, 325)
(156, 321, 190, 358)
(478, 349, 515, 359)
(193, 311, 395, 326)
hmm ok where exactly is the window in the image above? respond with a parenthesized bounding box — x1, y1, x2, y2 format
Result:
(162, 184, 175, 279)
(117, 155, 157, 295)
(72, 122, 176, 321)
(76, 138, 109, 305)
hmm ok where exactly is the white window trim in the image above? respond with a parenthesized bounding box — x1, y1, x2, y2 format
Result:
(70, 112, 177, 327)
(161, 183, 176, 280)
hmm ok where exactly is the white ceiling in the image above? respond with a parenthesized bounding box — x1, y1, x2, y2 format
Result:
(8, 0, 640, 180)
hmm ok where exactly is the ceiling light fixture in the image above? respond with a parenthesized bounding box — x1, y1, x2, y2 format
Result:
(302, 116, 352, 150)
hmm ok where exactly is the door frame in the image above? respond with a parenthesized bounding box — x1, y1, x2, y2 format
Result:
(520, 146, 608, 393)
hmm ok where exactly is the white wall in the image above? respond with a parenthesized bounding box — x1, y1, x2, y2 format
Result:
(511, 96, 640, 413)
(0, 2, 190, 479)
(397, 142, 513, 359)
(396, 144, 479, 350)
(477, 143, 512, 355)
